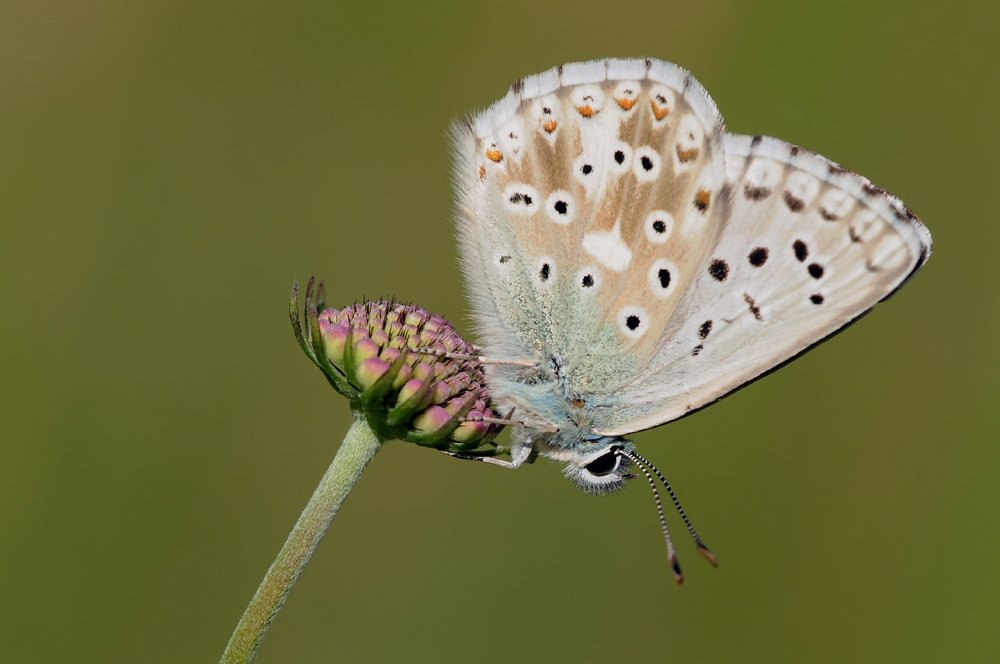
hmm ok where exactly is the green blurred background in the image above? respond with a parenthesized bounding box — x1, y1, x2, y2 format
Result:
(2, 1, 997, 662)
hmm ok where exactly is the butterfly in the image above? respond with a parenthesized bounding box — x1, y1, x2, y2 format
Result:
(447, 58, 931, 581)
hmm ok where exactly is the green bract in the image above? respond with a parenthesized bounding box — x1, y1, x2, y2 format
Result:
(289, 278, 505, 450)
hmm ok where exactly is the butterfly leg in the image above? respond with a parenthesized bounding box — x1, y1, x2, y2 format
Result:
(439, 444, 532, 469)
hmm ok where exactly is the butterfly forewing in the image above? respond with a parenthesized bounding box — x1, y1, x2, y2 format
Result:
(592, 134, 931, 435)
(452, 58, 930, 436)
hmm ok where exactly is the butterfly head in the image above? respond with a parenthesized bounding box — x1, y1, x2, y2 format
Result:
(561, 437, 636, 495)
(514, 428, 636, 495)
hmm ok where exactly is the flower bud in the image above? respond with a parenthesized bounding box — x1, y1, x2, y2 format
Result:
(290, 278, 506, 450)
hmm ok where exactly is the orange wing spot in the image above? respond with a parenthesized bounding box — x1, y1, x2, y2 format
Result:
(572, 398, 585, 407)
(576, 104, 596, 118)
(694, 188, 712, 212)
(651, 100, 671, 120)
(676, 146, 699, 163)
(617, 97, 637, 111)
(478, 165, 486, 181)
(542, 119, 558, 133)
(486, 146, 503, 163)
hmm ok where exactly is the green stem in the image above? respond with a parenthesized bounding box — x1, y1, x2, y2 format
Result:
(220, 413, 383, 664)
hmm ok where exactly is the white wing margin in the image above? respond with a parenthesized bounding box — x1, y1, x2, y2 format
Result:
(592, 133, 932, 436)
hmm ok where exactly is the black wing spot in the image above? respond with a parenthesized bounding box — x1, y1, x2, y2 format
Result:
(581, 163, 593, 175)
(743, 293, 763, 321)
(614, 150, 625, 165)
(640, 156, 654, 171)
(581, 274, 594, 288)
(658, 268, 671, 289)
(540, 263, 551, 281)
(699, 320, 713, 339)
(748, 247, 769, 267)
(783, 191, 805, 212)
(509, 193, 523, 204)
(810, 294, 824, 304)
(709, 259, 729, 282)
(626, 315, 640, 331)
(819, 207, 839, 221)
(744, 185, 771, 201)
(554, 200, 568, 215)
(692, 344, 704, 356)
(652, 220, 666, 234)
(849, 226, 862, 242)
(499, 255, 511, 264)
(808, 263, 825, 279)
(793, 240, 808, 262)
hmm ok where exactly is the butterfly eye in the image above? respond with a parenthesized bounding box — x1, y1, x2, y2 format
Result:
(584, 452, 619, 477)
(562, 442, 633, 495)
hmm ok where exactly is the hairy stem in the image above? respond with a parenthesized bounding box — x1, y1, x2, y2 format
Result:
(220, 414, 382, 663)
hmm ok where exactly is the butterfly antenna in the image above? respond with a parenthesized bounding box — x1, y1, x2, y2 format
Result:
(617, 449, 683, 584)
(410, 347, 538, 368)
(626, 450, 718, 567)
(459, 411, 559, 434)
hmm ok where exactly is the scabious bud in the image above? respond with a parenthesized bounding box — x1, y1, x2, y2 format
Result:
(289, 278, 503, 449)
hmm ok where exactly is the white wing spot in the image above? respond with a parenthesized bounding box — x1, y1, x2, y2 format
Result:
(530, 95, 562, 141)
(644, 210, 675, 244)
(673, 114, 704, 172)
(617, 305, 649, 340)
(570, 84, 605, 118)
(493, 251, 513, 270)
(817, 188, 854, 221)
(784, 171, 821, 211)
(607, 141, 633, 176)
(851, 210, 884, 242)
(503, 184, 540, 216)
(744, 158, 784, 199)
(632, 146, 662, 182)
(583, 219, 633, 272)
(870, 234, 908, 270)
(575, 266, 602, 293)
(648, 85, 675, 123)
(612, 80, 642, 112)
(648, 258, 679, 299)
(573, 154, 598, 196)
(497, 116, 526, 164)
(545, 190, 575, 225)
(533, 256, 556, 287)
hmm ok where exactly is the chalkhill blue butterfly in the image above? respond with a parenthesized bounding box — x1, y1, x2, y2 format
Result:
(445, 58, 931, 581)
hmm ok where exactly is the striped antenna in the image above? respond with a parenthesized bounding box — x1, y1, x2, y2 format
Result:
(626, 450, 718, 567)
(410, 347, 538, 368)
(618, 449, 683, 584)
